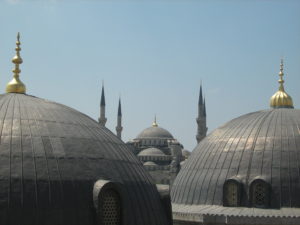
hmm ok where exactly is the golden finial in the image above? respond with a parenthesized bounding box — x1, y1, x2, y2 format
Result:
(278, 59, 284, 91)
(6, 32, 26, 94)
(152, 114, 158, 127)
(270, 59, 294, 108)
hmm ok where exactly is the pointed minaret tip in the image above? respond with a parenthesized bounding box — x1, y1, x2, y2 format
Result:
(198, 82, 203, 105)
(203, 97, 206, 117)
(99, 81, 107, 126)
(100, 82, 105, 106)
(6, 32, 26, 94)
(118, 97, 122, 116)
(196, 83, 207, 143)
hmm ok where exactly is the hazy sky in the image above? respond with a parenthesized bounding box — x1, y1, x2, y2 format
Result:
(0, 0, 299, 151)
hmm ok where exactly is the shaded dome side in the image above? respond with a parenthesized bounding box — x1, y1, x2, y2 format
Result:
(0, 93, 169, 225)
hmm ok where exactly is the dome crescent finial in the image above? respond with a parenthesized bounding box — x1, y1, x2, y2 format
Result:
(6, 32, 26, 94)
(278, 58, 284, 91)
(152, 114, 158, 127)
(270, 59, 293, 109)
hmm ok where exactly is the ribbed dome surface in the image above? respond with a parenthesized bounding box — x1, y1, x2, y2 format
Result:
(171, 108, 300, 208)
(138, 148, 166, 156)
(270, 90, 294, 108)
(137, 126, 173, 139)
(0, 93, 168, 225)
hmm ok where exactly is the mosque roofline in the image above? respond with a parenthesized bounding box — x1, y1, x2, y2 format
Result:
(173, 203, 300, 224)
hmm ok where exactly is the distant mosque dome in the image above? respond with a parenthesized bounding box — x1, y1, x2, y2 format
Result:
(127, 116, 186, 186)
(137, 126, 174, 139)
(138, 147, 166, 156)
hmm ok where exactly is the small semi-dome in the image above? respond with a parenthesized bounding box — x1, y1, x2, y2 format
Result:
(144, 161, 158, 166)
(138, 147, 166, 156)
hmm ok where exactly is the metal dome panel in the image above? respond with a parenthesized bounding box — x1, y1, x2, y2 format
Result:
(171, 108, 300, 209)
(0, 93, 169, 225)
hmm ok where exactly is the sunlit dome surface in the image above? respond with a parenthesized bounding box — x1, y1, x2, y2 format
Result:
(137, 126, 174, 139)
(172, 108, 300, 208)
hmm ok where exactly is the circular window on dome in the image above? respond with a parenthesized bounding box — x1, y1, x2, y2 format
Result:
(98, 188, 122, 225)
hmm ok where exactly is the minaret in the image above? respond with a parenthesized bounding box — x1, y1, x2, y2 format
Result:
(6, 32, 26, 94)
(196, 83, 207, 143)
(116, 97, 123, 139)
(98, 82, 107, 126)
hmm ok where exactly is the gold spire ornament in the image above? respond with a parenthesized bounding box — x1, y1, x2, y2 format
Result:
(152, 115, 158, 127)
(6, 32, 26, 94)
(270, 59, 293, 108)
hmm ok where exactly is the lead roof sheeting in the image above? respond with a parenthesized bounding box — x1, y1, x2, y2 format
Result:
(172, 109, 300, 208)
(0, 93, 169, 225)
(172, 204, 300, 218)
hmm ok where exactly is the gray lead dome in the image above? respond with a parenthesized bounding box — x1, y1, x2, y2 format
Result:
(137, 126, 174, 139)
(171, 108, 300, 208)
(0, 93, 169, 225)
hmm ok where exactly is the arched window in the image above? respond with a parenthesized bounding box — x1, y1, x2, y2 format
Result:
(223, 179, 242, 207)
(98, 188, 122, 225)
(250, 179, 270, 208)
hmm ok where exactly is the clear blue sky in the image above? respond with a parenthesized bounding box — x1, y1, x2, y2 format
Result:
(0, 0, 299, 151)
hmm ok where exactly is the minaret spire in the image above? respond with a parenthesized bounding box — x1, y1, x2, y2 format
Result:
(100, 81, 106, 106)
(118, 96, 122, 117)
(196, 83, 207, 143)
(198, 81, 203, 105)
(6, 32, 26, 94)
(203, 97, 206, 117)
(98, 82, 107, 126)
(116, 97, 123, 139)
